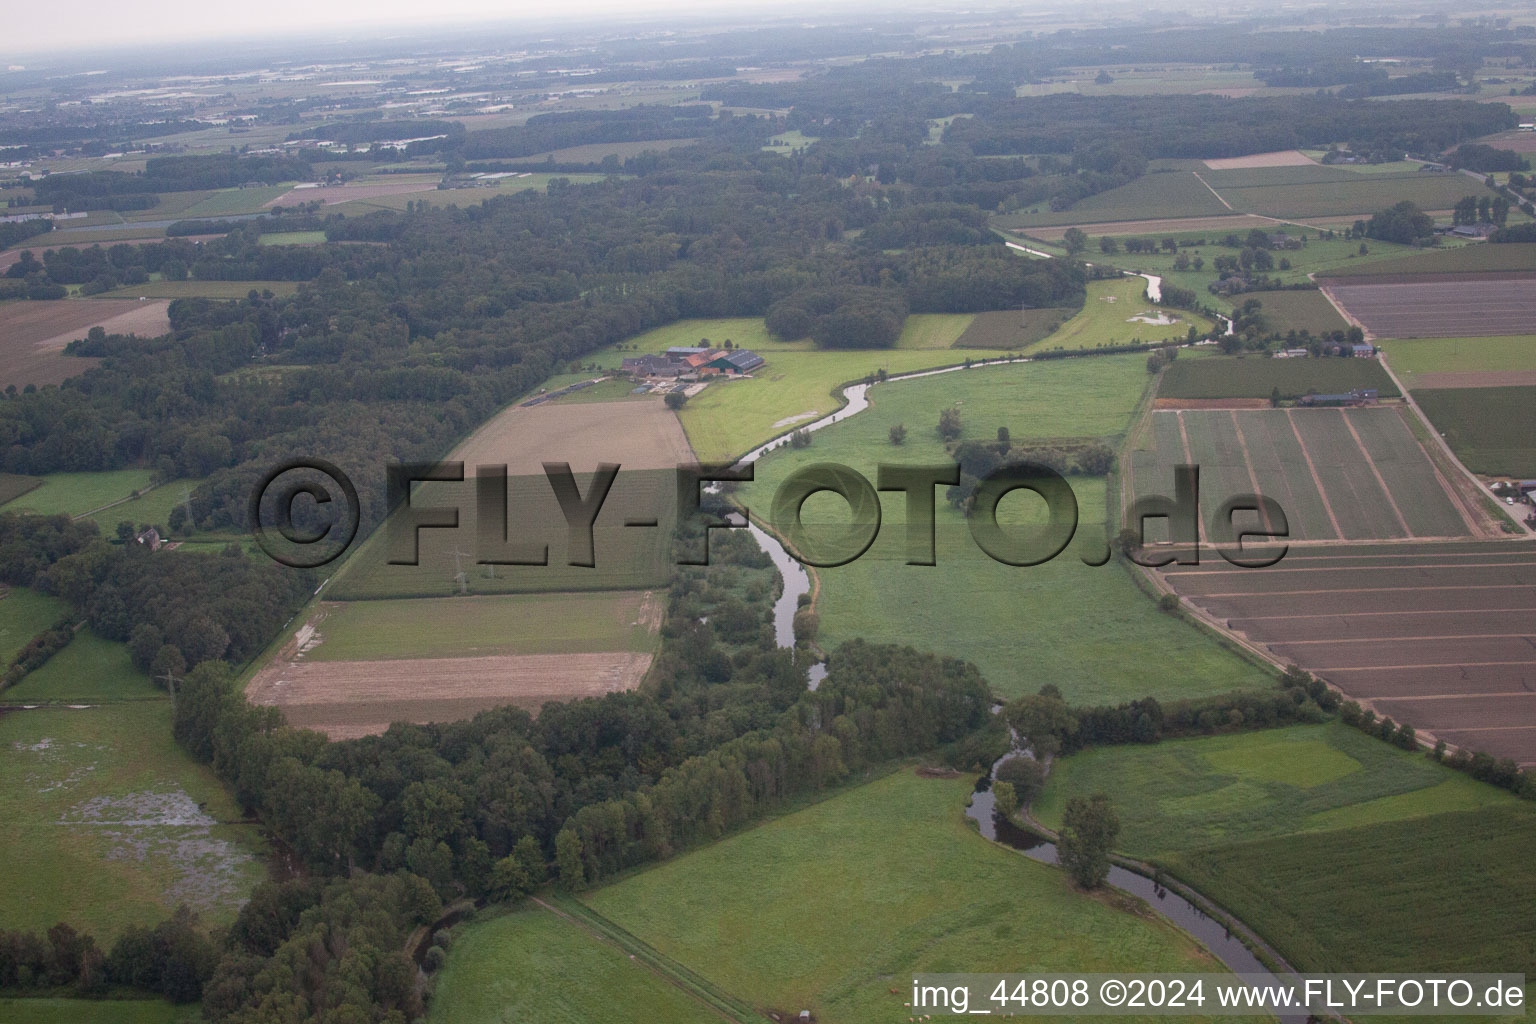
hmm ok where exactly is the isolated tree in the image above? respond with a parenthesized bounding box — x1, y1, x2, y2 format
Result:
(789, 429, 812, 449)
(996, 426, 1011, 451)
(1058, 793, 1120, 889)
(992, 780, 1019, 817)
(664, 391, 688, 411)
(1062, 227, 1088, 254)
(937, 406, 963, 441)
(889, 423, 908, 445)
(995, 756, 1047, 806)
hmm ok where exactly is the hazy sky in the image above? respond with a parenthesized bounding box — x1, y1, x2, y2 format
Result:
(7, 0, 801, 57)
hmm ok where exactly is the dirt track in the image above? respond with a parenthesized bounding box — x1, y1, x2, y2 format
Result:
(1161, 542, 1536, 765)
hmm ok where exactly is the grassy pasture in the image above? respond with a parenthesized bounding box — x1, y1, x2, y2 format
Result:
(1212, 173, 1482, 219)
(0, 1000, 199, 1024)
(737, 354, 1276, 703)
(178, 186, 293, 217)
(256, 231, 327, 246)
(1382, 336, 1536, 381)
(428, 904, 725, 1024)
(4, 628, 161, 703)
(1, 469, 156, 518)
(0, 588, 70, 667)
(1414, 385, 1536, 477)
(1318, 242, 1536, 277)
(998, 171, 1232, 227)
(953, 308, 1076, 349)
(1093, 234, 1426, 290)
(1033, 722, 1517, 853)
(0, 702, 266, 939)
(98, 280, 300, 299)
(1157, 357, 1398, 400)
(0, 472, 42, 506)
(307, 592, 659, 661)
(1201, 164, 1361, 189)
(1026, 277, 1211, 353)
(583, 771, 1228, 1022)
(1246, 290, 1350, 335)
(1172, 808, 1536, 978)
(83, 479, 203, 533)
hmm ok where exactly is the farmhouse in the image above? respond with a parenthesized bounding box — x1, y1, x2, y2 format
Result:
(1299, 388, 1379, 406)
(1274, 348, 1311, 359)
(621, 354, 681, 377)
(704, 350, 765, 374)
(665, 346, 711, 362)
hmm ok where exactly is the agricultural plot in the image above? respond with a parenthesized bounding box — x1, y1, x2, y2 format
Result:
(1033, 722, 1519, 853)
(1157, 357, 1398, 401)
(0, 299, 170, 389)
(1203, 150, 1319, 171)
(582, 771, 1226, 1023)
(952, 308, 1076, 348)
(97, 280, 300, 299)
(1, 469, 156, 517)
(1210, 172, 1481, 219)
(1321, 274, 1536, 338)
(1032, 724, 1536, 983)
(261, 179, 439, 209)
(1013, 214, 1278, 242)
(1319, 243, 1536, 278)
(997, 171, 1234, 227)
(0, 1000, 199, 1024)
(737, 355, 1276, 703)
(1130, 407, 1476, 542)
(0, 587, 69, 667)
(1026, 276, 1211, 354)
(427, 904, 726, 1024)
(177, 185, 294, 217)
(0, 472, 41, 505)
(4, 627, 161, 703)
(330, 398, 693, 600)
(1157, 540, 1536, 765)
(1413, 386, 1536, 477)
(0, 702, 266, 939)
(1383, 336, 1536, 389)
(1240, 290, 1349, 335)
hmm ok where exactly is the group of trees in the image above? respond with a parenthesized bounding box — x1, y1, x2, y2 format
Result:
(1452, 193, 1511, 226)
(0, 907, 215, 1003)
(1363, 200, 1437, 244)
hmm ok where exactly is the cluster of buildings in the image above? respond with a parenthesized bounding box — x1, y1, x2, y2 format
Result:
(1299, 388, 1380, 407)
(622, 345, 765, 380)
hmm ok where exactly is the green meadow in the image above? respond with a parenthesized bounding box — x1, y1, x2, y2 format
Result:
(4, 627, 161, 703)
(0, 1000, 200, 1024)
(582, 770, 1229, 1022)
(1382, 335, 1536, 380)
(0, 702, 266, 940)
(1026, 277, 1212, 353)
(0, 470, 156, 518)
(0, 588, 70, 667)
(736, 354, 1275, 703)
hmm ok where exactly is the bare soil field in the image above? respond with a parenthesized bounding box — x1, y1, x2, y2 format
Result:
(1020, 213, 1281, 241)
(1159, 541, 1536, 765)
(452, 396, 694, 474)
(0, 299, 170, 387)
(246, 650, 653, 739)
(1203, 150, 1316, 169)
(262, 181, 440, 208)
(1414, 370, 1536, 389)
(1471, 130, 1536, 154)
(1321, 275, 1536, 338)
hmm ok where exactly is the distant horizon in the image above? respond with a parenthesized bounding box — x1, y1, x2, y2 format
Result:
(1, 0, 963, 61)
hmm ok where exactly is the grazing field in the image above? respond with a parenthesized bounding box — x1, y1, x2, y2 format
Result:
(583, 771, 1228, 1023)
(330, 398, 694, 599)
(98, 279, 300, 298)
(1033, 722, 1518, 852)
(0, 1000, 200, 1024)
(427, 905, 726, 1024)
(1131, 407, 1476, 541)
(1203, 150, 1317, 170)
(0, 588, 69, 667)
(1157, 357, 1398, 400)
(178, 185, 294, 217)
(1031, 725, 1535, 984)
(1025, 276, 1211, 354)
(1243, 289, 1349, 335)
(1011, 214, 1280, 242)
(1210, 172, 1480, 219)
(0, 472, 42, 505)
(1, 469, 156, 517)
(1413, 386, 1536, 477)
(1321, 274, 1536, 338)
(1158, 540, 1536, 765)
(996, 170, 1232, 227)
(1318, 243, 1536, 277)
(255, 231, 328, 246)
(304, 592, 660, 661)
(887, 312, 976, 348)
(82, 478, 203, 534)
(1382, 336, 1536, 389)
(0, 702, 266, 939)
(738, 355, 1277, 703)
(1171, 808, 1536, 977)
(0, 299, 170, 388)
(262, 180, 439, 208)
(4, 628, 161, 703)
(952, 307, 1076, 348)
